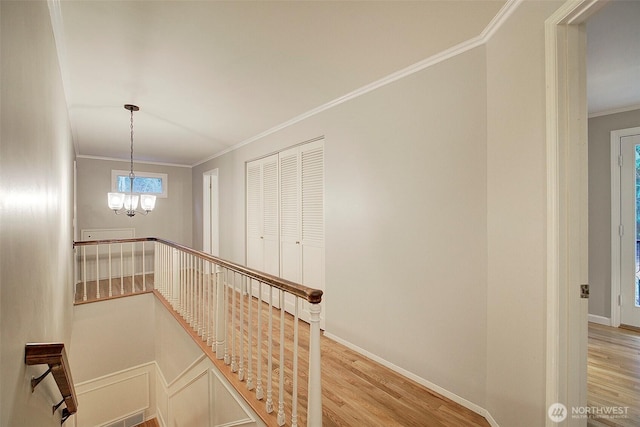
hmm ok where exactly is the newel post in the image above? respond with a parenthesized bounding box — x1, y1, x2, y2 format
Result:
(307, 302, 322, 427)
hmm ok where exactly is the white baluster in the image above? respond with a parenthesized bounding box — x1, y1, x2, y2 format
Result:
(256, 281, 264, 400)
(307, 303, 322, 427)
(246, 278, 254, 391)
(142, 241, 146, 292)
(82, 246, 87, 301)
(131, 241, 135, 294)
(206, 261, 213, 346)
(231, 271, 238, 372)
(223, 268, 231, 365)
(238, 275, 245, 381)
(189, 254, 194, 326)
(108, 244, 113, 297)
(180, 252, 185, 317)
(120, 243, 124, 295)
(277, 290, 285, 425)
(172, 248, 180, 307)
(198, 258, 204, 336)
(266, 285, 274, 413)
(95, 244, 100, 299)
(292, 300, 299, 427)
(195, 257, 201, 334)
(215, 265, 225, 359)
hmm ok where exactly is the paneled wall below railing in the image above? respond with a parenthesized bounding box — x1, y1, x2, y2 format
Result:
(72, 237, 323, 427)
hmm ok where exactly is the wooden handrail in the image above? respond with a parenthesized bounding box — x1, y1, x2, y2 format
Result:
(25, 343, 77, 424)
(74, 237, 323, 303)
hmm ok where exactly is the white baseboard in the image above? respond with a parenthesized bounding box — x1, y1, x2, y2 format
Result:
(322, 332, 498, 426)
(588, 314, 611, 326)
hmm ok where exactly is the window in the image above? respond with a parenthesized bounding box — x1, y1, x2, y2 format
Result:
(111, 170, 168, 198)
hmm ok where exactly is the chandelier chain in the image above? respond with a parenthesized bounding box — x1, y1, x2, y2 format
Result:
(129, 108, 135, 181)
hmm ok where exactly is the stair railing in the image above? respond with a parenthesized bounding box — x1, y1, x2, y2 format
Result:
(73, 237, 323, 427)
(25, 343, 77, 425)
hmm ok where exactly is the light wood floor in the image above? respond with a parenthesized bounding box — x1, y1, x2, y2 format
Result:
(155, 289, 489, 427)
(76, 277, 489, 426)
(133, 418, 159, 427)
(588, 323, 640, 427)
(74, 273, 154, 304)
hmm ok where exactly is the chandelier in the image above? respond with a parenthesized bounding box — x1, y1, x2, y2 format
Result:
(107, 104, 156, 217)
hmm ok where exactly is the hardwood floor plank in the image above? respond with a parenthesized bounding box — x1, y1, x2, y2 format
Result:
(588, 323, 640, 427)
(77, 276, 489, 426)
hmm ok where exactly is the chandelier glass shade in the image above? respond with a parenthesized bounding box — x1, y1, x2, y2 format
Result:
(107, 104, 156, 217)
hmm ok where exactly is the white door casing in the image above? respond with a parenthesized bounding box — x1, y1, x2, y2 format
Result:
(611, 128, 640, 328)
(545, 0, 601, 424)
(203, 169, 219, 257)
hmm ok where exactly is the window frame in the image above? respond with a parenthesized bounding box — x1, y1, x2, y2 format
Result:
(111, 169, 168, 198)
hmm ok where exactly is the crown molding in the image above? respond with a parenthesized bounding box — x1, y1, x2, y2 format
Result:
(588, 104, 640, 119)
(77, 154, 192, 168)
(194, 0, 524, 166)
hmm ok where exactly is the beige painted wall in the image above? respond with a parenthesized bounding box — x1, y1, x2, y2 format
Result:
(194, 47, 489, 407)
(485, 1, 563, 425)
(588, 109, 640, 319)
(0, 1, 76, 425)
(191, 1, 566, 424)
(76, 158, 193, 246)
(71, 295, 156, 383)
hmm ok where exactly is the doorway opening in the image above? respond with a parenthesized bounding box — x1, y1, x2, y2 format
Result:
(611, 127, 640, 329)
(203, 169, 219, 257)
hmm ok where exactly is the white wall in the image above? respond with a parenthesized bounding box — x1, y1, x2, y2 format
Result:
(190, 1, 569, 425)
(71, 295, 156, 383)
(69, 294, 262, 427)
(0, 1, 76, 425)
(588, 109, 640, 319)
(485, 1, 562, 425)
(76, 157, 193, 246)
(193, 45, 489, 407)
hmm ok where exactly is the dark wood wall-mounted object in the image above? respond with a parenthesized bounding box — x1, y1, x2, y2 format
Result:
(25, 343, 78, 425)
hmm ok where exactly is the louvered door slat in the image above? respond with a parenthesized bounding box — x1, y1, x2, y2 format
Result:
(246, 163, 262, 239)
(280, 152, 299, 240)
(301, 147, 324, 244)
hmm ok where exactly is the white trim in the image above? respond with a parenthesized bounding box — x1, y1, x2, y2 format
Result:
(208, 368, 257, 427)
(77, 154, 192, 168)
(203, 169, 220, 257)
(322, 332, 498, 426)
(610, 126, 640, 328)
(545, 1, 600, 425)
(164, 354, 207, 389)
(192, 0, 524, 167)
(168, 368, 208, 398)
(589, 104, 640, 119)
(74, 361, 156, 387)
(588, 315, 611, 326)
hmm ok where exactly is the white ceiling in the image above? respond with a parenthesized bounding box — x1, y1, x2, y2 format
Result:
(53, 1, 639, 167)
(586, 0, 640, 117)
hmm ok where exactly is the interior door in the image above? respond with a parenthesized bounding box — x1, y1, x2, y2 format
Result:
(620, 133, 640, 328)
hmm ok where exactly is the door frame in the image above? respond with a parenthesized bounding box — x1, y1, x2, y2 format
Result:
(545, 0, 608, 424)
(610, 127, 640, 327)
(203, 168, 220, 257)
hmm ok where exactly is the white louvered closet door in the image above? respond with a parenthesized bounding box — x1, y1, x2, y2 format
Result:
(279, 140, 325, 326)
(246, 154, 280, 278)
(246, 160, 263, 271)
(279, 146, 301, 284)
(300, 140, 324, 296)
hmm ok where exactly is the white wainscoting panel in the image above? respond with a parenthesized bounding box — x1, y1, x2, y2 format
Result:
(71, 363, 156, 427)
(154, 355, 261, 427)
